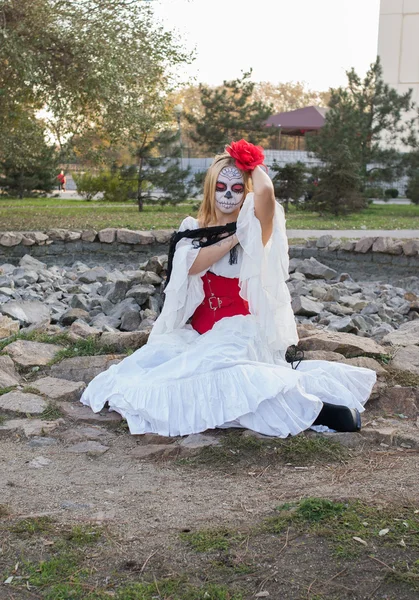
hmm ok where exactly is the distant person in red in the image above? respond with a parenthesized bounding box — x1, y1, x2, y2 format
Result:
(57, 170, 66, 192)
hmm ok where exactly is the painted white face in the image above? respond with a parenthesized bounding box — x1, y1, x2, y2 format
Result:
(215, 167, 245, 214)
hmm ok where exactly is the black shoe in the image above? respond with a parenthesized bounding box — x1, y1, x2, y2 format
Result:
(313, 402, 361, 432)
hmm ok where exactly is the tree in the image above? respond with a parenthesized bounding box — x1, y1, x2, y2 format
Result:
(307, 144, 365, 216)
(252, 81, 330, 113)
(185, 71, 273, 154)
(307, 58, 415, 183)
(0, 112, 58, 197)
(270, 161, 307, 213)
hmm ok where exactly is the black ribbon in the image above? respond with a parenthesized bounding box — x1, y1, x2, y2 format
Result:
(165, 222, 238, 290)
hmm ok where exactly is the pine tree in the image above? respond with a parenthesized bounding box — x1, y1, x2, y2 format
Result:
(186, 71, 273, 154)
(270, 161, 307, 213)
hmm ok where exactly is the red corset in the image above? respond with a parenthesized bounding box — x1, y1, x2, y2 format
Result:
(191, 272, 250, 334)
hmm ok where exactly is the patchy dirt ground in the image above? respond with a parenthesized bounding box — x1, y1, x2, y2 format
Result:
(1, 418, 419, 600)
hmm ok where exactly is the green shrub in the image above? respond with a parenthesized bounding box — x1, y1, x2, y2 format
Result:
(364, 186, 384, 199)
(384, 188, 399, 199)
(406, 175, 419, 205)
(73, 172, 102, 200)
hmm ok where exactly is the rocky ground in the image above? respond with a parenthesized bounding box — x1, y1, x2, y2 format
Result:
(1, 252, 419, 599)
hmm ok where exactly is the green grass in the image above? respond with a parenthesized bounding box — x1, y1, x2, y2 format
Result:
(180, 528, 243, 553)
(0, 197, 418, 231)
(39, 402, 65, 420)
(11, 516, 55, 536)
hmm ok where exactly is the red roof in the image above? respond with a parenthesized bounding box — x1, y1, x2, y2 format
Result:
(266, 106, 328, 132)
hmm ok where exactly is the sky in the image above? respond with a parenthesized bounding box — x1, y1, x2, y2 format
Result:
(153, 0, 381, 92)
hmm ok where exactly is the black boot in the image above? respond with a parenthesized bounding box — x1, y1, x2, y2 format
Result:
(313, 402, 361, 432)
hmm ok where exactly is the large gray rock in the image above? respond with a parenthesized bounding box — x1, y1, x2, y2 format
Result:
(0, 300, 50, 326)
(298, 330, 387, 357)
(116, 229, 144, 244)
(66, 441, 110, 456)
(4, 339, 62, 367)
(30, 377, 86, 402)
(58, 401, 122, 424)
(98, 228, 117, 243)
(315, 235, 333, 248)
(0, 232, 23, 246)
(0, 418, 63, 439)
(99, 330, 150, 351)
(389, 345, 419, 375)
(382, 321, 419, 347)
(402, 240, 419, 257)
(19, 255, 47, 270)
(60, 308, 90, 326)
(0, 355, 20, 387)
(50, 354, 125, 384)
(295, 257, 337, 280)
(78, 267, 108, 284)
(144, 256, 165, 274)
(292, 296, 324, 316)
(326, 315, 356, 333)
(126, 283, 155, 305)
(106, 279, 130, 304)
(120, 308, 142, 332)
(0, 391, 47, 415)
(0, 315, 20, 339)
(354, 237, 376, 253)
(68, 321, 102, 340)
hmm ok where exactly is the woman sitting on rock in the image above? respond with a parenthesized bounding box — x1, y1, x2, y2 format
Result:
(81, 140, 377, 437)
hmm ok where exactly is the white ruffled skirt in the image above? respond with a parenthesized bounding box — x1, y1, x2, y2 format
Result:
(80, 315, 377, 437)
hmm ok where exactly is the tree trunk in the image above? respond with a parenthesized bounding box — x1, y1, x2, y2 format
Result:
(137, 155, 144, 212)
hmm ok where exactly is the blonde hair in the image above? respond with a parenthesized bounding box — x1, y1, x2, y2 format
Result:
(197, 153, 252, 227)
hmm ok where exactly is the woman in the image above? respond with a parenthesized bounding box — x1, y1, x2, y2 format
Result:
(81, 140, 376, 437)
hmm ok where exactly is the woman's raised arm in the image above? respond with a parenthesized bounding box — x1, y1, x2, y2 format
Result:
(252, 166, 275, 246)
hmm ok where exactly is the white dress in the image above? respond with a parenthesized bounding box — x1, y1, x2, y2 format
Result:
(80, 194, 377, 437)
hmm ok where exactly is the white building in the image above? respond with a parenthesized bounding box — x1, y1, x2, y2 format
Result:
(378, 1, 419, 115)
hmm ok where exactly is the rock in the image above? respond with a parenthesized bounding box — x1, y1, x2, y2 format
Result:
(402, 240, 419, 257)
(81, 230, 97, 242)
(295, 257, 338, 280)
(106, 279, 130, 304)
(134, 433, 175, 445)
(341, 241, 356, 251)
(58, 402, 122, 425)
(288, 258, 303, 273)
(116, 229, 144, 244)
(372, 237, 395, 253)
(120, 308, 142, 332)
(50, 355, 124, 384)
(0, 315, 20, 339)
(27, 437, 58, 447)
(303, 350, 345, 362)
(21, 232, 49, 245)
(0, 391, 47, 415)
(0, 355, 20, 387)
(66, 441, 110, 456)
(19, 255, 47, 270)
(178, 433, 220, 449)
(142, 271, 163, 285)
(354, 237, 376, 253)
(144, 256, 165, 274)
(319, 431, 364, 448)
(99, 330, 150, 351)
(47, 229, 67, 241)
(130, 445, 174, 459)
(91, 314, 121, 330)
(361, 426, 398, 446)
(98, 228, 117, 243)
(382, 321, 419, 346)
(4, 339, 62, 368)
(70, 294, 91, 311)
(153, 230, 172, 244)
(28, 456, 52, 469)
(78, 267, 108, 283)
(126, 283, 156, 305)
(0, 232, 23, 246)
(298, 331, 387, 357)
(389, 345, 419, 375)
(0, 418, 63, 438)
(341, 356, 387, 376)
(374, 387, 419, 419)
(59, 426, 112, 443)
(68, 321, 101, 340)
(0, 300, 50, 326)
(292, 296, 324, 316)
(327, 316, 356, 333)
(60, 308, 90, 326)
(316, 235, 333, 248)
(30, 377, 86, 402)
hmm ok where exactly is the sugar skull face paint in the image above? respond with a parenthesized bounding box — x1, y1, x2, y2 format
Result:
(215, 166, 245, 213)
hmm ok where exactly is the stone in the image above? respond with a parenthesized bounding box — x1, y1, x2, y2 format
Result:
(303, 350, 345, 361)
(126, 283, 156, 305)
(22, 232, 49, 245)
(372, 237, 395, 253)
(295, 257, 338, 280)
(68, 321, 101, 340)
(178, 433, 220, 449)
(340, 241, 356, 251)
(382, 321, 419, 346)
(389, 345, 419, 375)
(19, 255, 47, 270)
(354, 237, 376, 253)
(134, 433, 175, 445)
(98, 228, 117, 243)
(0, 300, 50, 326)
(66, 441, 110, 456)
(341, 356, 387, 376)
(116, 229, 144, 244)
(60, 307, 90, 326)
(30, 377, 86, 402)
(144, 256, 165, 274)
(402, 240, 419, 257)
(59, 426, 112, 443)
(99, 330, 150, 351)
(27, 437, 58, 447)
(4, 339, 62, 368)
(47, 229, 67, 241)
(78, 267, 108, 283)
(142, 271, 163, 285)
(120, 308, 142, 332)
(328, 240, 341, 251)
(288, 258, 303, 273)
(292, 296, 324, 316)
(374, 387, 419, 419)
(69, 294, 91, 311)
(298, 330, 387, 357)
(106, 279, 130, 304)
(0, 315, 20, 339)
(50, 354, 124, 384)
(58, 401, 122, 425)
(0, 232, 23, 246)
(319, 431, 365, 448)
(28, 456, 52, 469)
(81, 230, 97, 242)
(153, 230, 172, 244)
(327, 316, 356, 333)
(0, 391, 47, 415)
(0, 355, 20, 387)
(130, 444, 173, 459)
(316, 235, 333, 248)
(361, 426, 398, 446)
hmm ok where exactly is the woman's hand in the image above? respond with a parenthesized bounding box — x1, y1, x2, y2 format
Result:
(189, 233, 238, 275)
(252, 166, 275, 245)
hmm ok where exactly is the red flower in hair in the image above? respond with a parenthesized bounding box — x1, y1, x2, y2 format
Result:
(226, 139, 265, 172)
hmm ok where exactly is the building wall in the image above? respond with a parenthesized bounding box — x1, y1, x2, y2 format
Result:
(378, 0, 419, 146)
